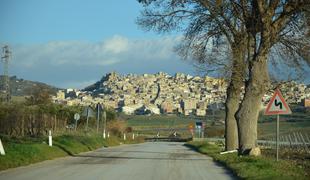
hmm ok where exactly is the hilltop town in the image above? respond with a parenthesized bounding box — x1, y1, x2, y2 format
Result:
(53, 72, 310, 116)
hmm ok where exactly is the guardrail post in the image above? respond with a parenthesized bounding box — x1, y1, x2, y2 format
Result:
(103, 129, 106, 139)
(0, 138, 5, 155)
(49, 130, 53, 147)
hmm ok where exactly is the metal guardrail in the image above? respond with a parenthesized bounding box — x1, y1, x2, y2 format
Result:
(136, 128, 189, 131)
(145, 137, 193, 142)
(194, 137, 310, 147)
(144, 135, 309, 150)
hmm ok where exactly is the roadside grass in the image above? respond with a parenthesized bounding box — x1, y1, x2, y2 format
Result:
(0, 134, 144, 171)
(257, 106, 310, 139)
(125, 113, 224, 128)
(187, 141, 308, 180)
(257, 120, 310, 139)
(10, 96, 26, 103)
(0, 136, 68, 171)
(52, 135, 107, 155)
(126, 115, 196, 128)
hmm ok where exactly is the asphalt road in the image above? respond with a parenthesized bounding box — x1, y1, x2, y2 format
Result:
(0, 142, 235, 180)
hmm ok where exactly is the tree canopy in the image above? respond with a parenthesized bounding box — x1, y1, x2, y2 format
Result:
(137, 0, 310, 154)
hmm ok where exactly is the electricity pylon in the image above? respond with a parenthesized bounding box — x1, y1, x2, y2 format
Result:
(1, 45, 11, 102)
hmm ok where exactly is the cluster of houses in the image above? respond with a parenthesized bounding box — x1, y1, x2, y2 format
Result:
(53, 72, 310, 116)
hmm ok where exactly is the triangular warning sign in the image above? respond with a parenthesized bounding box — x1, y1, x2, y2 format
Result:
(265, 89, 291, 115)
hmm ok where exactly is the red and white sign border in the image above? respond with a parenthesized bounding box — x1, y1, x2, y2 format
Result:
(265, 88, 291, 115)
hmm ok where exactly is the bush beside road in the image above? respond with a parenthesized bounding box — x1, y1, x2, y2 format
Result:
(187, 141, 309, 180)
(0, 134, 144, 171)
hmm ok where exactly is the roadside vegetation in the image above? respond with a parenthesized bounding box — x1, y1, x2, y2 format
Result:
(0, 134, 144, 171)
(187, 141, 309, 180)
(0, 87, 144, 171)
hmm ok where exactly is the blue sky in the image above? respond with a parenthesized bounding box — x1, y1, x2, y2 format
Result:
(0, 0, 159, 43)
(1, 0, 309, 89)
(0, 0, 194, 88)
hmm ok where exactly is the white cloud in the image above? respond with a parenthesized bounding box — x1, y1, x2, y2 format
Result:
(12, 35, 182, 67)
(102, 35, 129, 54)
(7, 35, 194, 88)
(59, 79, 98, 89)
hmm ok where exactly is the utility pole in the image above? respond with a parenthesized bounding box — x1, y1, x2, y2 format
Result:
(1, 45, 11, 102)
(85, 105, 91, 132)
(96, 103, 102, 133)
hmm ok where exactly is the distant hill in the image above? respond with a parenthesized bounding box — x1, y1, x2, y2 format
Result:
(0, 75, 60, 96)
(83, 72, 116, 93)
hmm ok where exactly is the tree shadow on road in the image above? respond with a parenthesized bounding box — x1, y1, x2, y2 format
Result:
(53, 143, 75, 156)
(72, 154, 208, 161)
(184, 143, 240, 180)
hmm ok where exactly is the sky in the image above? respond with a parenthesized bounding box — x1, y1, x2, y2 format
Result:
(1, 0, 309, 89)
(0, 0, 195, 88)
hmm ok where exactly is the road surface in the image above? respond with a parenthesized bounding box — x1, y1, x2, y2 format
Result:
(0, 142, 235, 180)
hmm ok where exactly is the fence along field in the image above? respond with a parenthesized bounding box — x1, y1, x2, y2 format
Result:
(0, 102, 81, 137)
(0, 102, 119, 137)
(258, 105, 310, 152)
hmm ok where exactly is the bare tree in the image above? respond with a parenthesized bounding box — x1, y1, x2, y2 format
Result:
(137, 0, 249, 150)
(233, 0, 310, 154)
(137, 0, 310, 154)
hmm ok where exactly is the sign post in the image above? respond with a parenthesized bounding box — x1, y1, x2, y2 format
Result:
(265, 88, 291, 161)
(96, 103, 102, 133)
(195, 121, 203, 138)
(83, 106, 94, 132)
(74, 113, 80, 131)
(276, 114, 279, 161)
(86, 106, 90, 131)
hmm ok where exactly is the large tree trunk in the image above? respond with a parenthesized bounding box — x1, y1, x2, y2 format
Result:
(225, 45, 246, 151)
(236, 54, 269, 154)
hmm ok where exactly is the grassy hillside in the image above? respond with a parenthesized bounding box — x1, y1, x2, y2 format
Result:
(0, 75, 59, 96)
